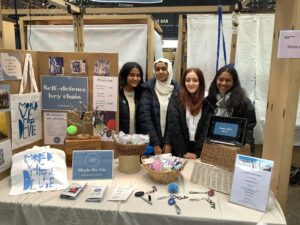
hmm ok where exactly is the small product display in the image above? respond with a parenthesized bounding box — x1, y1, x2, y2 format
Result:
(142, 154, 187, 184)
(113, 132, 149, 173)
(60, 182, 86, 200)
(86, 185, 107, 202)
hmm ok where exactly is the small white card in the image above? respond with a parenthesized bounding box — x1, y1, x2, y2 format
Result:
(107, 187, 133, 201)
(229, 154, 274, 212)
(277, 30, 300, 58)
(86, 185, 107, 202)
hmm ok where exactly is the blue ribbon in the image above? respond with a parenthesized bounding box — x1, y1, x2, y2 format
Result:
(216, 5, 227, 73)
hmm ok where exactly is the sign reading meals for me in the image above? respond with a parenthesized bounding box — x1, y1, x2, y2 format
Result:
(41, 76, 88, 110)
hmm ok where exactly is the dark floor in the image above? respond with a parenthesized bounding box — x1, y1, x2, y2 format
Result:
(286, 185, 300, 225)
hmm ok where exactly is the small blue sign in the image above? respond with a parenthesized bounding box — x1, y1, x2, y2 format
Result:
(72, 150, 114, 180)
(41, 75, 88, 111)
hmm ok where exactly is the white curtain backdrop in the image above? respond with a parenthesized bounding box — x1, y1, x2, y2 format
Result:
(27, 24, 151, 75)
(27, 25, 74, 52)
(84, 24, 147, 74)
(187, 14, 300, 145)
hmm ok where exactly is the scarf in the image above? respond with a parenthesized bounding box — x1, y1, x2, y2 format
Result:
(154, 58, 174, 95)
(215, 93, 232, 117)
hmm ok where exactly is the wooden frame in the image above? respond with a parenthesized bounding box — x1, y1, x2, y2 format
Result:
(1, 6, 231, 16)
(262, 0, 300, 212)
(19, 14, 162, 79)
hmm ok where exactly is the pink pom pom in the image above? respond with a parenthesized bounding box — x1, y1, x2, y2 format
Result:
(151, 160, 161, 172)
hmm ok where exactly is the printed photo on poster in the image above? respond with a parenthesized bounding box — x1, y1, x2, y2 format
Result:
(49, 56, 64, 75)
(0, 84, 10, 111)
(0, 52, 22, 81)
(70, 60, 86, 74)
(0, 112, 9, 141)
(94, 60, 110, 76)
(93, 111, 116, 141)
(0, 139, 12, 173)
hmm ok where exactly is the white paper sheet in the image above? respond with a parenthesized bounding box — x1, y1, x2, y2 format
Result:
(43, 112, 67, 145)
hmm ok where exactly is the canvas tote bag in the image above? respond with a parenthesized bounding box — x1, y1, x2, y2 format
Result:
(9, 146, 68, 195)
(10, 53, 42, 149)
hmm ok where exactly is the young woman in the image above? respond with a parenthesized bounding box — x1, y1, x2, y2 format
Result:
(119, 62, 144, 134)
(167, 68, 212, 159)
(206, 64, 257, 153)
(138, 58, 179, 155)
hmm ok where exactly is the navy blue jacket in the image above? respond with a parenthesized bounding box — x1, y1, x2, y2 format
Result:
(138, 78, 179, 147)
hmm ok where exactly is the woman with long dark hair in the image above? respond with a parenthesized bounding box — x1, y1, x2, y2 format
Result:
(119, 62, 144, 134)
(167, 68, 212, 159)
(206, 64, 256, 153)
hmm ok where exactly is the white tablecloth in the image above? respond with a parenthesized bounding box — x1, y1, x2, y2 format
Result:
(0, 160, 286, 225)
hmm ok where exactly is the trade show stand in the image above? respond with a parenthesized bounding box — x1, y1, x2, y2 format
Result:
(0, 160, 286, 225)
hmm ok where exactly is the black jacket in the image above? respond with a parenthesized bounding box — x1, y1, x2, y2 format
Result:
(138, 78, 179, 147)
(166, 96, 214, 157)
(119, 89, 142, 134)
(206, 96, 257, 153)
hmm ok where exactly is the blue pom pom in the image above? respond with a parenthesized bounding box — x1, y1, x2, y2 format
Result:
(168, 182, 179, 194)
(144, 145, 154, 155)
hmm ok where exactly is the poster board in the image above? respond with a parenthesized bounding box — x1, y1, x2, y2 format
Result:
(0, 49, 118, 179)
(37, 51, 119, 150)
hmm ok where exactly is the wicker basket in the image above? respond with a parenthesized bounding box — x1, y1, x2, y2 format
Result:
(143, 160, 188, 184)
(190, 160, 233, 194)
(113, 142, 148, 156)
(200, 142, 251, 171)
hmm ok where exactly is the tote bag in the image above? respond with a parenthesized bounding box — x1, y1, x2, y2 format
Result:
(9, 146, 68, 195)
(10, 53, 42, 149)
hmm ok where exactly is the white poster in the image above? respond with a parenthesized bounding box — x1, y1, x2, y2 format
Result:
(43, 112, 67, 145)
(229, 154, 273, 212)
(0, 139, 12, 172)
(0, 52, 22, 81)
(277, 30, 300, 58)
(93, 76, 118, 112)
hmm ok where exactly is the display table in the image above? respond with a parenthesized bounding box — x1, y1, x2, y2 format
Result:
(0, 160, 286, 225)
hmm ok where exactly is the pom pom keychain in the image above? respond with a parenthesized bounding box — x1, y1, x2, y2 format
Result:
(168, 182, 179, 194)
(67, 125, 77, 135)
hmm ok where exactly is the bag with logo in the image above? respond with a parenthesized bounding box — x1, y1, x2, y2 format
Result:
(10, 53, 42, 149)
(9, 146, 68, 195)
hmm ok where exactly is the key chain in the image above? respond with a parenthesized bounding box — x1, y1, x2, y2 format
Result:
(189, 189, 215, 197)
(168, 197, 181, 215)
(135, 191, 153, 205)
(190, 197, 216, 209)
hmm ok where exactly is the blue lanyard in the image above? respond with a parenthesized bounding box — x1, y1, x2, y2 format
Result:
(216, 5, 227, 73)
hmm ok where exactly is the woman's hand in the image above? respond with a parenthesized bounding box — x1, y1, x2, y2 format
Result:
(183, 152, 197, 159)
(153, 145, 163, 155)
(163, 144, 172, 154)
